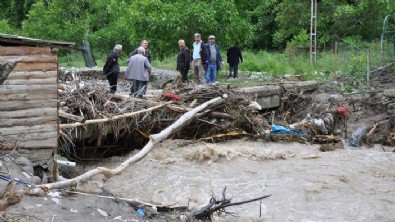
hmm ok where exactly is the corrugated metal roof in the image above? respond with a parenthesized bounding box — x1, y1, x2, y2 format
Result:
(0, 33, 76, 48)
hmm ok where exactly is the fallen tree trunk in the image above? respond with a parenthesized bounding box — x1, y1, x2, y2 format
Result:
(33, 97, 224, 192)
(59, 101, 172, 128)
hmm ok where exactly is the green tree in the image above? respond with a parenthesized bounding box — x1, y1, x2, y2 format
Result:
(22, 0, 88, 44)
(130, 0, 253, 59)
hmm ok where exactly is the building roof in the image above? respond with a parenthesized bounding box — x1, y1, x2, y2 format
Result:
(0, 33, 75, 48)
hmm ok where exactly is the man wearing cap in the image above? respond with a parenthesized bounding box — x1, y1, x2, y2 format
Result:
(205, 35, 224, 84)
(125, 47, 152, 98)
(191, 33, 208, 84)
(103, 44, 122, 94)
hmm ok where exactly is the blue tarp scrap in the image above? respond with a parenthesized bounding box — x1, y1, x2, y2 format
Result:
(271, 124, 310, 135)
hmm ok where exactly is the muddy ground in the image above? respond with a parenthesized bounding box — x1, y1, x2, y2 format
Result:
(2, 74, 395, 221)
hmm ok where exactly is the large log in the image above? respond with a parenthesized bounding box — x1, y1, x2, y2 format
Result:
(1, 55, 57, 63)
(0, 124, 57, 136)
(18, 138, 57, 149)
(0, 93, 56, 102)
(0, 116, 57, 127)
(0, 108, 57, 118)
(0, 85, 57, 95)
(3, 77, 57, 85)
(7, 71, 57, 80)
(13, 62, 58, 72)
(0, 99, 57, 111)
(32, 97, 224, 191)
(0, 46, 53, 56)
(5, 131, 58, 141)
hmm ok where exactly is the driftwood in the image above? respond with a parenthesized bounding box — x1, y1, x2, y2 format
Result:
(31, 97, 224, 192)
(58, 111, 84, 122)
(366, 122, 379, 147)
(59, 101, 172, 128)
(190, 186, 271, 221)
(64, 190, 187, 214)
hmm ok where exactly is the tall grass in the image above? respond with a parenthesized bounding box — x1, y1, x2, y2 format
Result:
(59, 41, 393, 86)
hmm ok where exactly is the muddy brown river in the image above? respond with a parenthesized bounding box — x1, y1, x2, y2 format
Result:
(99, 139, 395, 222)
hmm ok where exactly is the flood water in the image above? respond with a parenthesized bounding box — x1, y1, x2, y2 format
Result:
(100, 139, 395, 221)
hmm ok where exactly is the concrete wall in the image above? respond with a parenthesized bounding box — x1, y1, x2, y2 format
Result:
(241, 81, 320, 109)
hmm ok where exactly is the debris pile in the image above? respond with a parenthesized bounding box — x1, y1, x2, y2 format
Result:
(57, 79, 356, 161)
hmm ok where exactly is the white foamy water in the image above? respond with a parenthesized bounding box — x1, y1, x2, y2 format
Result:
(101, 139, 395, 222)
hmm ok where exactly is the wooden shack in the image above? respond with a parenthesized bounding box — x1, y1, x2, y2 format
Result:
(0, 33, 75, 175)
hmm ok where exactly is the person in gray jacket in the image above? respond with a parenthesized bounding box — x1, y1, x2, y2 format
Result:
(125, 47, 152, 98)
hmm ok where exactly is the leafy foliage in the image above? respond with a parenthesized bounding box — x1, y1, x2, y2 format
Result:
(0, 0, 394, 59)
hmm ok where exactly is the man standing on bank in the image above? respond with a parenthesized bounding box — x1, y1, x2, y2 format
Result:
(176, 39, 191, 83)
(191, 33, 208, 85)
(125, 47, 152, 98)
(205, 35, 224, 84)
(128, 40, 152, 63)
(103, 44, 122, 94)
(227, 43, 243, 79)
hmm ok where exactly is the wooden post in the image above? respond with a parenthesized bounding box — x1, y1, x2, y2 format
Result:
(367, 49, 371, 87)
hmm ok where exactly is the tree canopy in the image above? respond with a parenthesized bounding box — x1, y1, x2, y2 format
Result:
(1, 0, 394, 58)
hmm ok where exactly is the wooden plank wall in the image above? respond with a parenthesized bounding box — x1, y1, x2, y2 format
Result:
(0, 45, 58, 164)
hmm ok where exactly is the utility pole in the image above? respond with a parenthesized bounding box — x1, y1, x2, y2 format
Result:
(310, 0, 317, 65)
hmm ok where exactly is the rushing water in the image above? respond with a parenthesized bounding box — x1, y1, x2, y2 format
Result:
(101, 139, 395, 222)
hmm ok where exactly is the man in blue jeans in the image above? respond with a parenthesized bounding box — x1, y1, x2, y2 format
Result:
(205, 35, 224, 84)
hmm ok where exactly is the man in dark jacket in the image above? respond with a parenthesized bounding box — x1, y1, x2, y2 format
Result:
(191, 33, 208, 85)
(103, 44, 122, 93)
(176, 39, 191, 82)
(128, 40, 152, 63)
(205, 35, 224, 84)
(227, 43, 243, 79)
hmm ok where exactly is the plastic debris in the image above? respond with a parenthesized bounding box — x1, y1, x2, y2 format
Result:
(97, 208, 109, 217)
(348, 125, 367, 147)
(163, 92, 181, 102)
(337, 105, 349, 117)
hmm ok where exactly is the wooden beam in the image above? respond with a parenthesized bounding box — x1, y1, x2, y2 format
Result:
(1, 55, 57, 63)
(0, 93, 56, 102)
(18, 148, 53, 163)
(18, 138, 57, 149)
(0, 116, 57, 127)
(0, 85, 57, 95)
(0, 46, 54, 56)
(0, 124, 57, 136)
(0, 99, 57, 111)
(3, 77, 57, 85)
(5, 131, 58, 141)
(7, 71, 57, 80)
(13, 62, 58, 72)
(58, 112, 84, 122)
(0, 108, 57, 118)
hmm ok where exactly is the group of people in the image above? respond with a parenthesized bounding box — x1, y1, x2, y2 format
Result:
(177, 33, 243, 85)
(102, 40, 152, 97)
(102, 34, 243, 97)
